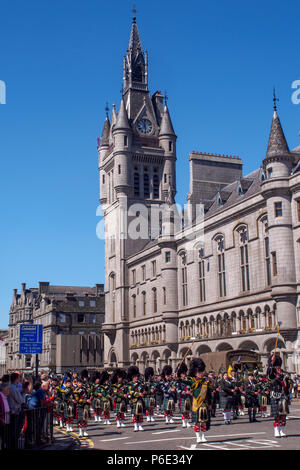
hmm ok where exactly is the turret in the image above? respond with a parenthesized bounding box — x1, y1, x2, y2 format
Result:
(113, 98, 132, 196)
(159, 103, 177, 201)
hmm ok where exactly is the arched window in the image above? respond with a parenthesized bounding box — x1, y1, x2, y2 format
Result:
(198, 250, 206, 302)
(152, 288, 157, 313)
(144, 167, 150, 198)
(134, 168, 140, 197)
(179, 251, 188, 306)
(215, 235, 226, 297)
(132, 295, 136, 318)
(142, 291, 146, 316)
(237, 226, 250, 292)
(153, 170, 159, 199)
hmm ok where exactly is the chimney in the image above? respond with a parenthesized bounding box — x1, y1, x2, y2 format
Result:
(39, 282, 50, 295)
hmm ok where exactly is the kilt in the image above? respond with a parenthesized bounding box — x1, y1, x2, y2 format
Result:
(131, 399, 144, 416)
(77, 404, 90, 423)
(192, 405, 211, 430)
(270, 398, 289, 417)
(63, 403, 74, 420)
(179, 397, 192, 414)
(115, 400, 127, 414)
(163, 398, 175, 413)
(145, 396, 156, 409)
(219, 393, 233, 410)
(245, 394, 259, 408)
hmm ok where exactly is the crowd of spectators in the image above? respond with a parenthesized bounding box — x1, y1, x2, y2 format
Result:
(0, 371, 54, 450)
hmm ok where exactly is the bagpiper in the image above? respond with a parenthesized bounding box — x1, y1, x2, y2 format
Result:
(61, 377, 75, 432)
(99, 370, 112, 425)
(91, 371, 102, 422)
(267, 355, 290, 438)
(258, 375, 269, 418)
(144, 367, 156, 422)
(244, 371, 260, 423)
(176, 363, 192, 428)
(111, 368, 128, 428)
(154, 373, 164, 415)
(190, 358, 212, 443)
(73, 375, 91, 437)
(161, 365, 177, 424)
(219, 372, 235, 424)
(127, 365, 145, 431)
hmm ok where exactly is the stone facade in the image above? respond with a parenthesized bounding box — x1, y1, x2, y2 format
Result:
(100, 17, 300, 374)
(6, 282, 105, 375)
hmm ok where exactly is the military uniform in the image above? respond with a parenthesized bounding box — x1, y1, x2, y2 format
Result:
(244, 375, 259, 422)
(267, 355, 290, 438)
(111, 369, 127, 428)
(73, 380, 91, 437)
(127, 366, 145, 431)
(99, 371, 112, 425)
(189, 358, 212, 443)
(176, 363, 192, 428)
(144, 367, 156, 422)
(161, 366, 177, 424)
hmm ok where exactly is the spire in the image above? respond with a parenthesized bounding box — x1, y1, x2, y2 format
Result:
(266, 107, 290, 158)
(114, 98, 130, 131)
(159, 103, 175, 136)
(123, 15, 147, 93)
(100, 104, 110, 146)
(109, 104, 117, 144)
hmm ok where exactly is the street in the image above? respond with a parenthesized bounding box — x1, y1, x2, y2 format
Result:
(54, 400, 300, 451)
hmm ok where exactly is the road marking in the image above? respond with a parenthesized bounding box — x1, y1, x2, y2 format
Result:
(100, 437, 130, 442)
(125, 432, 266, 445)
(179, 438, 281, 451)
(152, 430, 181, 435)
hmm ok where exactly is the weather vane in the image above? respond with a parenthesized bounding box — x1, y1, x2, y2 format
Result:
(273, 87, 279, 111)
(164, 90, 168, 106)
(132, 3, 137, 21)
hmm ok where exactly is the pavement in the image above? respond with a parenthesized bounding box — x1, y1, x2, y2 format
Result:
(41, 400, 300, 452)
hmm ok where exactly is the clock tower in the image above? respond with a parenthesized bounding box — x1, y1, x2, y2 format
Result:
(99, 14, 177, 367)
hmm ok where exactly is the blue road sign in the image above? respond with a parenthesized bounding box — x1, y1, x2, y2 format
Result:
(19, 324, 43, 354)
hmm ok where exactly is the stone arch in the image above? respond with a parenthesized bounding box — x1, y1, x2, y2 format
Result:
(263, 337, 285, 353)
(179, 347, 189, 358)
(140, 351, 150, 373)
(151, 350, 161, 374)
(131, 352, 139, 365)
(196, 344, 212, 355)
(109, 349, 118, 366)
(238, 340, 259, 351)
(162, 349, 171, 366)
(216, 342, 233, 352)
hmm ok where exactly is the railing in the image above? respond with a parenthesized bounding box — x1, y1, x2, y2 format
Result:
(0, 405, 54, 450)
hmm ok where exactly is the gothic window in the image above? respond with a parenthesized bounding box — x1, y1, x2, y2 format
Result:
(165, 251, 171, 262)
(151, 260, 157, 277)
(134, 170, 140, 197)
(132, 295, 136, 318)
(238, 227, 250, 292)
(163, 287, 166, 305)
(144, 167, 150, 198)
(271, 252, 277, 276)
(132, 269, 136, 285)
(152, 288, 157, 313)
(153, 171, 160, 199)
(199, 258, 206, 302)
(141, 265, 146, 282)
(265, 235, 271, 286)
(216, 235, 226, 297)
(180, 253, 188, 307)
(142, 292, 146, 316)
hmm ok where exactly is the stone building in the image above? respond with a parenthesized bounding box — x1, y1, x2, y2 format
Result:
(0, 329, 8, 377)
(6, 282, 105, 375)
(99, 16, 300, 373)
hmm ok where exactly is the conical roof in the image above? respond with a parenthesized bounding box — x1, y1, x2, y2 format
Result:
(114, 98, 130, 131)
(100, 115, 110, 146)
(109, 104, 117, 143)
(159, 104, 175, 136)
(266, 110, 290, 158)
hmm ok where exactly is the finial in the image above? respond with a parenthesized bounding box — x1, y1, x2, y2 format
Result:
(273, 87, 279, 111)
(105, 102, 109, 117)
(132, 3, 137, 23)
(164, 90, 168, 106)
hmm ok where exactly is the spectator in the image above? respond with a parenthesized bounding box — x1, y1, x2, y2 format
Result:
(7, 372, 25, 449)
(0, 383, 10, 450)
(22, 380, 33, 406)
(28, 380, 50, 444)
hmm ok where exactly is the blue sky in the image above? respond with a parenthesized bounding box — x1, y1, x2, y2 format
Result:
(0, 0, 299, 328)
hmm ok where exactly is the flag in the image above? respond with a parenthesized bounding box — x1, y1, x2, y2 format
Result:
(227, 364, 233, 378)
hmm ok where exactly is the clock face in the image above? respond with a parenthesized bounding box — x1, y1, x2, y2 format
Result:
(137, 118, 153, 134)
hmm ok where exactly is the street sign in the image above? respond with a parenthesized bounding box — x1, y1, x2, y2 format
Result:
(19, 324, 43, 354)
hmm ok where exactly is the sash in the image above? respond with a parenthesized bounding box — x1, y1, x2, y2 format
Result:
(192, 382, 208, 412)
